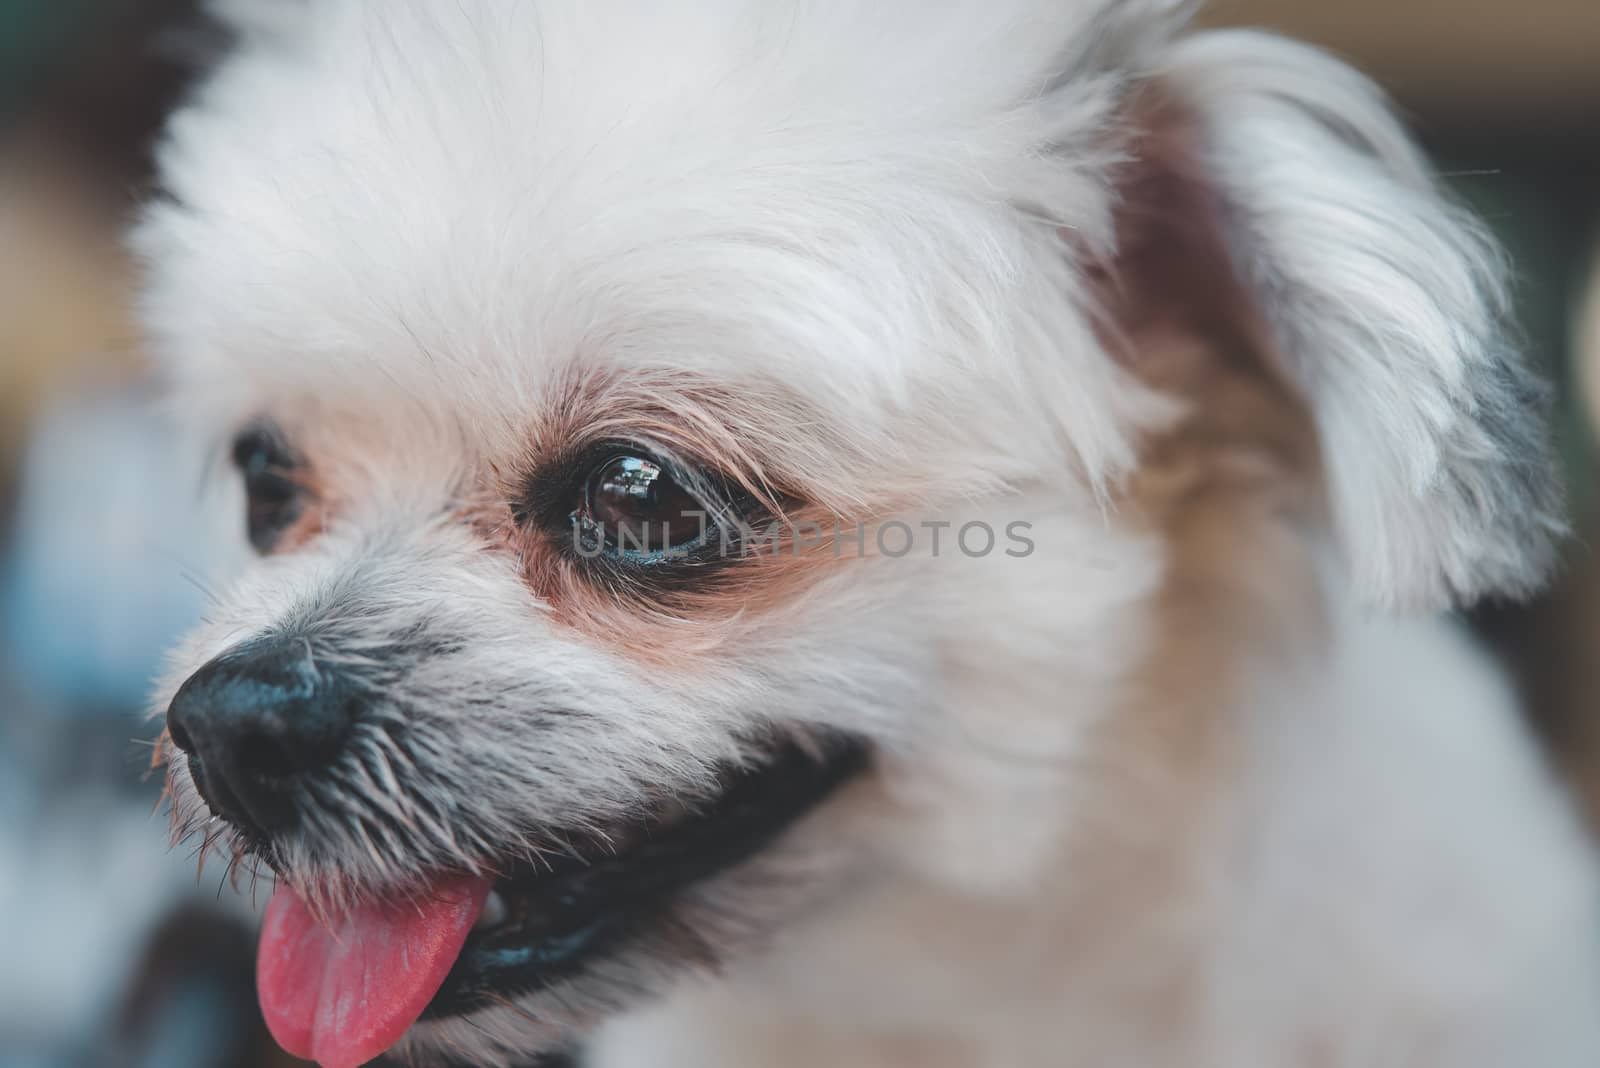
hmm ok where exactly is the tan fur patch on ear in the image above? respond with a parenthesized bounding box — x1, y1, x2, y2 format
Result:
(1087, 91, 1330, 807)
(1113, 291, 1326, 738)
(1090, 91, 1280, 394)
(1092, 88, 1320, 508)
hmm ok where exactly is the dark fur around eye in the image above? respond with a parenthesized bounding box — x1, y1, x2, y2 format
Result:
(514, 439, 770, 584)
(231, 421, 306, 553)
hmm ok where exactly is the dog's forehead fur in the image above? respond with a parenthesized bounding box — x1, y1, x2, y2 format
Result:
(137, 0, 1177, 489)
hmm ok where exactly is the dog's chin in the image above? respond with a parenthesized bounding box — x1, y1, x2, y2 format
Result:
(245, 733, 870, 1066)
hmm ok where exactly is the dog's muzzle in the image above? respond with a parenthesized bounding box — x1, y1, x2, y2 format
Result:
(162, 636, 870, 1065)
(166, 637, 357, 841)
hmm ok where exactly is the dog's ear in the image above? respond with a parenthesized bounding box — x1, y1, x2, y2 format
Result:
(1101, 29, 1564, 611)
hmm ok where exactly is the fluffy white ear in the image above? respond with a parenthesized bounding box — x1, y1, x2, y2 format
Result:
(1135, 30, 1565, 611)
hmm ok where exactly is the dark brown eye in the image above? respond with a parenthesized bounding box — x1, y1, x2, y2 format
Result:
(231, 425, 305, 553)
(576, 454, 708, 557)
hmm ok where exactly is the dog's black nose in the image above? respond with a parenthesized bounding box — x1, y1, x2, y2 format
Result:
(166, 640, 357, 838)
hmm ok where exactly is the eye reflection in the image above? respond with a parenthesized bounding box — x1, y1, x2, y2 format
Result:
(577, 454, 708, 557)
(598, 456, 661, 509)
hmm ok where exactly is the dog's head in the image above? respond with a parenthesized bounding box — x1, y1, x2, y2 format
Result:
(137, 2, 1560, 1064)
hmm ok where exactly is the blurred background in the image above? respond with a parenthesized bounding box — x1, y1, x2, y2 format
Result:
(0, 2, 1597, 1065)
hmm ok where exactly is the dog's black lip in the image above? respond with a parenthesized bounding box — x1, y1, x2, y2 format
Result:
(420, 734, 870, 1021)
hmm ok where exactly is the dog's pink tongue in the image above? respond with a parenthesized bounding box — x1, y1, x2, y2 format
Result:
(258, 877, 492, 1068)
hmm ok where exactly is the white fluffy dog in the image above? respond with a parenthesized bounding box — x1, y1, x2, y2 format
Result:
(139, 2, 1600, 1066)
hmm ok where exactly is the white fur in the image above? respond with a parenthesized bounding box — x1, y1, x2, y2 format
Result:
(137, 2, 1597, 1065)
(591, 613, 1600, 1068)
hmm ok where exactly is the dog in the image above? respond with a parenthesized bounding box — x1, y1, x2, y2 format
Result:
(139, 2, 1600, 1065)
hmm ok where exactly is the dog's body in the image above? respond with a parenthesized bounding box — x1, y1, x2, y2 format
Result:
(140, 2, 1600, 1065)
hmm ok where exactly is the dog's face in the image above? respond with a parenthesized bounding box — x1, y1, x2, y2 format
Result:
(139, 2, 1561, 1065)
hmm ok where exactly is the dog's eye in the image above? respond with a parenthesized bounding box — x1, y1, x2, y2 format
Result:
(575, 454, 707, 557)
(231, 425, 305, 553)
